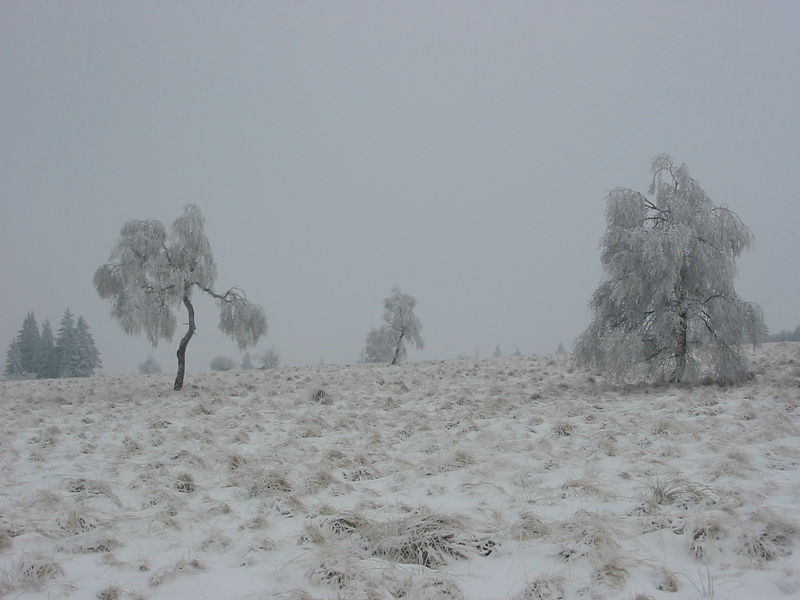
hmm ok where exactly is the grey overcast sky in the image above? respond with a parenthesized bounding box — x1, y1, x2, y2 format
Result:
(2, 1, 799, 375)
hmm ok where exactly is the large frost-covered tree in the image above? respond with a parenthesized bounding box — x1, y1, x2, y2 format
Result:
(363, 288, 423, 365)
(94, 204, 267, 390)
(575, 155, 765, 385)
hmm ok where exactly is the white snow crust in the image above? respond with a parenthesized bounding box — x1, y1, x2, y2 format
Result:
(1, 344, 799, 599)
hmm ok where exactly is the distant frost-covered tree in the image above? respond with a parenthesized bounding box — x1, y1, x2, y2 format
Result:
(210, 355, 235, 371)
(139, 355, 162, 375)
(363, 326, 399, 364)
(94, 204, 267, 390)
(575, 155, 765, 385)
(364, 288, 423, 365)
(261, 348, 280, 369)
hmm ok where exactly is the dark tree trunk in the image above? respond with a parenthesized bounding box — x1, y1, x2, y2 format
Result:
(391, 331, 405, 365)
(173, 290, 196, 391)
(673, 309, 688, 383)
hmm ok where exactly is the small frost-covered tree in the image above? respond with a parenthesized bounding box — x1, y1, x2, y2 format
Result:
(261, 348, 280, 369)
(139, 355, 162, 375)
(94, 204, 267, 390)
(575, 155, 765, 385)
(364, 288, 423, 365)
(210, 355, 235, 371)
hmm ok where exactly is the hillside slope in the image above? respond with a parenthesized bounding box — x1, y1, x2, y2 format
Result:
(1, 344, 799, 599)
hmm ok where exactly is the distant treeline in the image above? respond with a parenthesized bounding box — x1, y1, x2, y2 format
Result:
(4, 310, 101, 380)
(766, 325, 800, 343)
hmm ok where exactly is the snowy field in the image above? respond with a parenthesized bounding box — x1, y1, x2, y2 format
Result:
(1, 344, 799, 600)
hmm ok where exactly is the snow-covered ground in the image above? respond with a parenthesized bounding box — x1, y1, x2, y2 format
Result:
(1, 344, 799, 599)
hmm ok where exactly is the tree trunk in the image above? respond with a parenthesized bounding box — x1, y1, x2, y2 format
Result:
(673, 310, 688, 383)
(391, 331, 405, 365)
(173, 290, 196, 391)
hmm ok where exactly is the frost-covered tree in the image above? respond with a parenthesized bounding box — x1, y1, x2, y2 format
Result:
(261, 348, 280, 369)
(210, 355, 235, 371)
(494, 345, 503, 358)
(364, 288, 423, 365)
(94, 204, 267, 390)
(36, 319, 59, 379)
(363, 326, 399, 363)
(241, 351, 254, 370)
(55, 309, 79, 378)
(139, 355, 162, 375)
(575, 155, 765, 385)
(73, 317, 102, 377)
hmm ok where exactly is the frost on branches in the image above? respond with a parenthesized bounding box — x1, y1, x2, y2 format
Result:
(575, 155, 765, 385)
(363, 288, 423, 365)
(94, 204, 267, 390)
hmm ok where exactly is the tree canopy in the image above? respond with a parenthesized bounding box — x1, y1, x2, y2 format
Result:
(575, 155, 765, 385)
(363, 288, 423, 365)
(94, 204, 267, 389)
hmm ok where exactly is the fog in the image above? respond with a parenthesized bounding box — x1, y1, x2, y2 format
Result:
(2, 2, 798, 375)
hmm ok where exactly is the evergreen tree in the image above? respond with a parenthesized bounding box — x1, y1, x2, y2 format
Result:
(36, 319, 59, 379)
(73, 316, 102, 377)
(494, 345, 503, 357)
(4, 339, 24, 379)
(16, 312, 41, 376)
(56, 309, 79, 378)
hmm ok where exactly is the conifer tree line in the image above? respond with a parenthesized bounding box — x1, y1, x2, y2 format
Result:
(3, 310, 101, 379)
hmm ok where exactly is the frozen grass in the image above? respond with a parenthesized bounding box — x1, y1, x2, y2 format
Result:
(0, 343, 799, 598)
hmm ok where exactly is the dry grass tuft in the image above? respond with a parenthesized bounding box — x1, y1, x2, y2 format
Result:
(688, 518, 725, 561)
(174, 473, 196, 493)
(96, 584, 122, 599)
(508, 511, 549, 541)
(644, 479, 719, 511)
(656, 567, 680, 592)
(148, 557, 206, 587)
(513, 575, 565, 600)
(236, 467, 293, 497)
(11, 553, 64, 592)
(366, 508, 475, 567)
(318, 507, 476, 568)
(736, 510, 798, 562)
(65, 478, 122, 506)
(556, 510, 620, 564)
